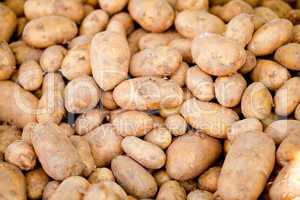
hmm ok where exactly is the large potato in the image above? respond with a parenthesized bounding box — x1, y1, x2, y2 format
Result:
(217, 132, 275, 200)
(84, 181, 127, 200)
(227, 118, 263, 141)
(192, 33, 247, 76)
(40, 45, 67, 73)
(0, 125, 21, 153)
(9, 41, 42, 65)
(0, 3, 17, 42)
(156, 180, 186, 200)
(80, 9, 109, 35)
(274, 43, 300, 71)
(0, 41, 16, 81)
(180, 98, 239, 138)
(26, 168, 49, 200)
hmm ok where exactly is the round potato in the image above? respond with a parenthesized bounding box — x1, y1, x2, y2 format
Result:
(26, 168, 49, 200)
(88, 168, 115, 184)
(227, 118, 263, 141)
(9, 41, 42, 65)
(80, 9, 109, 35)
(187, 190, 214, 200)
(18, 60, 43, 91)
(144, 127, 172, 150)
(98, 0, 128, 15)
(40, 45, 67, 72)
(157, 181, 186, 200)
(0, 3, 17, 42)
(165, 114, 187, 136)
(0, 125, 21, 153)
(198, 166, 221, 193)
(274, 43, 300, 71)
(176, 0, 208, 11)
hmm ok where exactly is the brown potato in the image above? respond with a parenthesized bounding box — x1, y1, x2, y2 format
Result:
(252, 7, 279, 30)
(198, 166, 221, 193)
(75, 109, 106, 135)
(101, 91, 118, 110)
(262, 0, 292, 18)
(295, 104, 300, 120)
(98, 0, 128, 15)
(42, 181, 60, 200)
(18, 60, 43, 91)
(83, 4, 94, 17)
(59, 123, 75, 137)
(227, 118, 263, 141)
(166, 131, 222, 180)
(165, 114, 187, 136)
(187, 190, 214, 200)
(128, 28, 148, 55)
(110, 12, 134, 35)
(293, 25, 300, 43)
(274, 43, 300, 71)
(160, 105, 181, 117)
(0, 125, 21, 153)
(156, 181, 186, 200)
(80, 9, 109, 35)
(139, 32, 181, 50)
(4, 0, 25, 16)
(9, 41, 42, 65)
(0, 3, 17, 42)
(68, 34, 93, 49)
(16, 17, 28, 37)
(176, 0, 208, 11)
(26, 168, 49, 200)
(0, 41, 16, 81)
(169, 39, 192, 64)
(277, 131, 300, 166)
(154, 170, 171, 186)
(88, 168, 115, 184)
(84, 181, 127, 200)
(40, 45, 67, 73)
(144, 127, 172, 150)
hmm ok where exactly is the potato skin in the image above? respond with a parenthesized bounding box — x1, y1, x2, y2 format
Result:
(144, 127, 172, 149)
(88, 168, 115, 183)
(293, 25, 300, 43)
(0, 125, 21, 153)
(18, 60, 43, 91)
(84, 181, 127, 200)
(239, 51, 256, 74)
(42, 181, 60, 200)
(0, 41, 16, 81)
(128, 28, 148, 55)
(26, 168, 49, 200)
(0, 3, 17, 42)
(9, 41, 42, 65)
(99, 0, 128, 15)
(276, 132, 300, 166)
(138, 31, 181, 50)
(295, 104, 300, 120)
(217, 132, 275, 200)
(165, 114, 187, 136)
(111, 155, 158, 198)
(40, 45, 67, 73)
(198, 166, 221, 193)
(169, 39, 192, 64)
(187, 190, 214, 200)
(252, 7, 278, 30)
(176, 0, 208, 11)
(192, 33, 247, 76)
(80, 9, 109, 35)
(166, 132, 222, 181)
(75, 109, 105, 136)
(23, 16, 78, 48)
(156, 180, 186, 200)
(101, 91, 118, 110)
(274, 43, 300, 71)
(227, 118, 263, 141)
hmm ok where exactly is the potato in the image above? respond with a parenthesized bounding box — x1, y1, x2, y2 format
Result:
(180, 180, 197, 193)
(122, 136, 166, 169)
(26, 168, 49, 200)
(251, 60, 291, 91)
(128, 0, 174, 33)
(274, 43, 300, 71)
(0, 41, 16, 81)
(169, 39, 192, 64)
(241, 82, 273, 119)
(4, 0, 25, 16)
(252, 7, 279, 30)
(101, 91, 118, 110)
(215, 73, 247, 108)
(166, 131, 222, 180)
(138, 32, 181, 50)
(165, 114, 187, 136)
(23, 16, 78, 48)
(186, 66, 214, 101)
(160, 105, 181, 118)
(262, 0, 292, 18)
(227, 118, 263, 141)
(9, 41, 42, 65)
(0, 125, 21, 153)
(248, 19, 293, 56)
(80, 9, 109, 35)
(68, 34, 93, 49)
(217, 132, 275, 200)
(111, 155, 158, 198)
(40, 45, 67, 73)
(274, 77, 300, 116)
(156, 181, 186, 200)
(16, 17, 28, 37)
(83, 4, 94, 17)
(181, 98, 239, 138)
(0, 162, 26, 200)
(144, 127, 172, 149)
(24, 0, 84, 23)
(0, 3, 17, 42)
(59, 123, 75, 137)
(192, 33, 247, 76)
(42, 181, 60, 200)
(98, 0, 128, 15)
(110, 12, 134, 35)
(88, 168, 115, 184)
(113, 77, 183, 110)
(293, 25, 300, 43)
(84, 124, 123, 167)
(75, 109, 106, 135)
(187, 190, 214, 200)
(18, 60, 43, 91)
(176, 0, 208, 11)
(90, 31, 130, 91)
(295, 104, 300, 120)
(198, 166, 221, 193)
(154, 170, 171, 186)
(175, 10, 225, 39)
(84, 181, 127, 200)
(31, 123, 84, 180)
(128, 28, 148, 55)
(130, 46, 182, 77)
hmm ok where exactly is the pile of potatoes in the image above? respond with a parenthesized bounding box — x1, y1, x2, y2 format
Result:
(1, 0, 300, 199)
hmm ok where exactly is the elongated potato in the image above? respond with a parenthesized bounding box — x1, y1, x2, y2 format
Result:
(88, 168, 115, 183)
(40, 45, 67, 73)
(0, 41, 16, 81)
(274, 43, 300, 71)
(227, 118, 263, 141)
(198, 166, 221, 193)
(187, 190, 214, 200)
(0, 125, 21, 153)
(80, 9, 109, 35)
(75, 109, 106, 135)
(167, 131, 222, 180)
(139, 32, 181, 50)
(23, 16, 78, 48)
(217, 132, 275, 200)
(156, 180, 186, 200)
(9, 41, 42, 65)
(18, 60, 43, 91)
(111, 155, 158, 198)
(0, 3, 17, 42)
(31, 123, 84, 180)
(192, 33, 247, 76)
(176, 0, 208, 11)
(181, 98, 239, 138)
(144, 127, 172, 150)
(26, 168, 49, 200)
(252, 7, 279, 30)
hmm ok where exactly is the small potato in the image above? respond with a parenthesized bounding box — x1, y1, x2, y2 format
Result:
(227, 118, 263, 141)
(9, 41, 42, 65)
(251, 60, 291, 91)
(84, 181, 127, 200)
(68, 34, 93, 49)
(101, 91, 118, 110)
(110, 12, 134, 35)
(175, 10, 225, 38)
(0, 162, 26, 200)
(88, 168, 115, 184)
(84, 124, 123, 167)
(293, 25, 300, 43)
(215, 73, 247, 108)
(156, 181, 186, 200)
(241, 82, 273, 119)
(180, 180, 197, 193)
(18, 60, 43, 91)
(59, 123, 75, 137)
(0, 4, 17, 42)
(217, 132, 275, 200)
(83, 4, 94, 17)
(23, 16, 78, 48)
(122, 136, 166, 169)
(181, 98, 239, 138)
(26, 168, 49, 200)
(144, 127, 172, 149)
(111, 155, 158, 198)
(176, 0, 208, 11)
(192, 33, 247, 76)
(4, 0, 25, 16)
(138, 32, 181, 50)
(22, 123, 37, 145)
(128, 28, 148, 55)
(169, 39, 192, 64)
(170, 62, 188, 87)
(42, 181, 60, 200)
(113, 77, 183, 110)
(40, 45, 67, 73)
(187, 190, 214, 200)
(98, 0, 128, 15)
(262, 0, 292, 18)
(295, 104, 300, 120)
(0, 125, 21, 153)
(80, 9, 109, 35)
(274, 77, 300, 116)
(160, 105, 181, 118)
(165, 114, 187, 136)
(16, 17, 28, 37)
(154, 170, 171, 186)
(198, 166, 221, 193)
(0, 41, 16, 81)
(248, 19, 293, 56)
(186, 66, 214, 102)
(274, 43, 300, 71)
(252, 7, 279, 30)
(75, 109, 106, 135)
(166, 131, 222, 180)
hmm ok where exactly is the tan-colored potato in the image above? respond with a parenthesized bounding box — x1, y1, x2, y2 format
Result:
(42, 181, 60, 200)
(23, 16, 78, 48)
(128, 28, 148, 55)
(274, 43, 300, 71)
(165, 114, 187, 136)
(252, 7, 279, 30)
(129, 0, 174, 33)
(31, 123, 84, 180)
(26, 168, 49, 200)
(88, 168, 115, 184)
(274, 77, 300, 116)
(84, 124, 123, 167)
(16, 17, 28, 37)
(241, 82, 273, 119)
(175, 10, 225, 38)
(101, 91, 118, 110)
(59, 123, 75, 137)
(68, 34, 93, 49)
(227, 118, 263, 141)
(106, 18, 127, 37)
(90, 31, 130, 91)
(109, 109, 126, 122)
(262, 0, 292, 18)
(22, 122, 37, 145)
(80, 9, 109, 35)
(144, 127, 172, 149)
(139, 32, 181, 50)
(84, 181, 127, 200)
(223, 139, 232, 154)
(154, 170, 171, 186)
(192, 33, 247, 76)
(160, 105, 181, 118)
(198, 166, 221, 193)
(248, 19, 293, 56)
(113, 77, 183, 110)
(215, 73, 247, 108)
(0, 41, 16, 81)
(169, 39, 192, 64)
(0, 81, 38, 128)
(259, 113, 280, 130)
(110, 12, 134, 35)
(186, 66, 214, 101)
(176, 0, 208, 11)
(83, 4, 94, 17)
(0, 3, 17, 42)
(187, 190, 214, 200)
(180, 180, 197, 193)
(24, 0, 84, 23)
(0, 162, 26, 200)
(157, 180, 186, 200)
(9, 41, 42, 65)
(181, 98, 239, 138)
(111, 155, 158, 198)
(295, 104, 300, 120)
(98, 0, 128, 15)
(293, 25, 300, 43)
(40, 45, 67, 73)
(4, 0, 25, 16)
(75, 109, 106, 135)
(166, 131, 222, 180)
(18, 60, 43, 91)
(217, 132, 275, 200)
(0, 125, 21, 153)
(251, 60, 291, 91)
